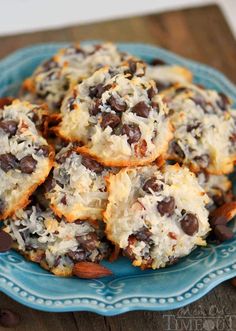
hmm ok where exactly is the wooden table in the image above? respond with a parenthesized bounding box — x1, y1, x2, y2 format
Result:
(0, 4, 236, 331)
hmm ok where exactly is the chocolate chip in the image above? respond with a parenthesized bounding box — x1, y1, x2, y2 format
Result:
(108, 69, 118, 78)
(211, 194, 226, 208)
(155, 81, 172, 92)
(54, 256, 61, 267)
(0, 198, 5, 215)
(0, 97, 13, 109)
(89, 84, 103, 98)
(123, 236, 136, 260)
(0, 309, 20, 328)
(193, 154, 209, 168)
(36, 145, 49, 157)
(89, 99, 101, 116)
(180, 213, 199, 236)
(42, 59, 58, 71)
(63, 79, 70, 92)
(147, 87, 156, 100)
(214, 224, 234, 242)
(143, 177, 163, 193)
(67, 97, 75, 111)
(61, 195, 67, 205)
(186, 123, 201, 132)
(196, 84, 206, 90)
(128, 60, 137, 74)
(134, 227, 152, 242)
(81, 156, 104, 174)
(121, 124, 141, 144)
(101, 113, 121, 130)
(0, 120, 18, 136)
(0, 153, 18, 172)
(124, 60, 139, 77)
(217, 92, 230, 111)
(157, 196, 175, 216)
(230, 133, 236, 143)
(67, 249, 86, 262)
(103, 84, 112, 93)
(132, 102, 150, 118)
(0, 230, 13, 252)
(166, 256, 179, 266)
(31, 112, 39, 124)
(20, 155, 37, 174)
(74, 220, 84, 225)
(52, 99, 63, 110)
(74, 46, 86, 55)
(151, 58, 166, 66)
(89, 44, 103, 55)
(107, 96, 127, 112)
(181, 209, 186, 216)
(171, 141, 185, 159)
(151, 102, 160, 112)
(76, 232, 98, 251)
(190, 94, 211, 113)
(176, 87, 188, 94)
(89, 84, 111, 99)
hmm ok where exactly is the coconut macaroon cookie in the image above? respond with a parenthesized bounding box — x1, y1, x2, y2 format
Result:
(1, 99, 49, 133)
(104, 164, 210, 269)
(163, 83, 236, 174)
(3, 205, 111, 276)
(0, 101, 54, 220)
(22, 43, 139, 112)
(146, 58, 192, 92)
(197, 172, 234, 211)
(46, 146, 115, 222)
(57, 65, 172, 167)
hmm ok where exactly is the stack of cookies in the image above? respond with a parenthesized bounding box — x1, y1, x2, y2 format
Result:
(1, 43, 236, 277)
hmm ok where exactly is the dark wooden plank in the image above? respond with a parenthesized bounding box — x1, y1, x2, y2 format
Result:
(146, 5, 236, 82)
(0, 4, 236, 331)
(73, 312, 107, 331)
(73, 282, 236, 331)
(0, 292, 78, 331)
(1, 281, 235, 331)
(0, 5, 235, 83)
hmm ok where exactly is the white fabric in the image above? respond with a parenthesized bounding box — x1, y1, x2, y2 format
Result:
(0, 0, 235, 37)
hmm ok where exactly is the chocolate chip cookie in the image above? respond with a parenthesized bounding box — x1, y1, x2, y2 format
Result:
(56, 65, 172, 166)
(163, 83, 236, 174)
(46, 146, 116, 222)
(197, 172, 234, 211)
(0, 100, 54, 219)
(104, 164, 210, 269)
(146, 59, 192, 92)
(3, 205, 111, 276)
(22, 43, 139, 112)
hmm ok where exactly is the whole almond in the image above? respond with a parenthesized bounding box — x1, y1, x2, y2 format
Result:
(73, 262, 112, 279)
(210, 201, 236, 226)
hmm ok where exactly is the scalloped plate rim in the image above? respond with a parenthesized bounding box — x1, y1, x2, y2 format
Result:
(0, 258, 236, 315)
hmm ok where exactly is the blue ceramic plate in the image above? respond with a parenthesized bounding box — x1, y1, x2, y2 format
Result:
(0, 42, 236, 316)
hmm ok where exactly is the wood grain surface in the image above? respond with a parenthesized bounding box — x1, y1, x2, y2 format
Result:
(0, 4, 236, 331)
